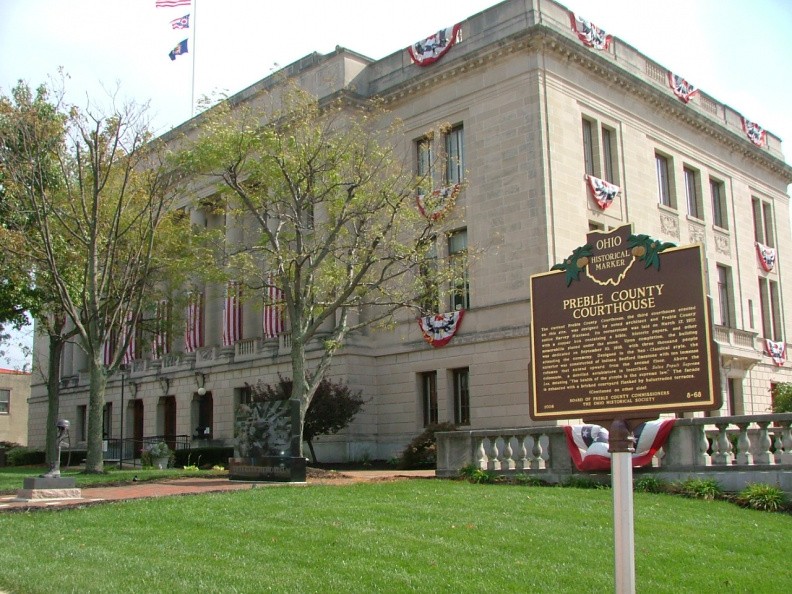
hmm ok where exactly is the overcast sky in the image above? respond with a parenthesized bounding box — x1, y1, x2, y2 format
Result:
(1, 0, 791, 369)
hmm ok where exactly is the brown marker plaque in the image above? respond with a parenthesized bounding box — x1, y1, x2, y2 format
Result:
(529, 225, 721, 420)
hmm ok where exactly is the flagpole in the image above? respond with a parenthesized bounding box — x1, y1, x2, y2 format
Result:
(190, 0, 197, 116)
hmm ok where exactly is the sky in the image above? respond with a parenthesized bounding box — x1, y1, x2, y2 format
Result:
(1, 0, 791, 369)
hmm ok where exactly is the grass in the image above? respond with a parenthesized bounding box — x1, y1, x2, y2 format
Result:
(0, 479, 790, 593)
(0, 465, 225, 494)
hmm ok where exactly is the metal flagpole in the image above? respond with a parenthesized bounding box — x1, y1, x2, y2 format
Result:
(190, 0, 197, 116)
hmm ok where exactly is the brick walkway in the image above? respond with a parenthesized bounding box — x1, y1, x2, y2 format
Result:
(0, 469, 436, 512)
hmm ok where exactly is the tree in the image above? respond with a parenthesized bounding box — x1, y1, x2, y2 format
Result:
(248, 375, 366, 463)
(0, 79, 193, 472)
(182, 85, 457, 458)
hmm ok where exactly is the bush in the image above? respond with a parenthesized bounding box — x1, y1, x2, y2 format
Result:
(737, 483, 787, 512)
(173, 447, 234, 469)
(458, 464, 497, 484)
(634, 475, 667, 494)
(770, 383, 792, 413)
(398, 422, 456, 469)
(674, 478, 723, 500)
(5, 447, 45, 466)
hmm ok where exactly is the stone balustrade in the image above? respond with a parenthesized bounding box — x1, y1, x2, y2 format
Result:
(436, 413, 792, 494)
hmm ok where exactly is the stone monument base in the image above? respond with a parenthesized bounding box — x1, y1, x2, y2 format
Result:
(16, 476, 82, 501)
(228, 456, 307, 483)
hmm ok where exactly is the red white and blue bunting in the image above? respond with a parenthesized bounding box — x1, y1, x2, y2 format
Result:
(418, 310, 464, 348)
(569, 12, 611, 50)
(668, 72, 699, 103)
(407, 24, 462, 66)
(564, 419, 676, 471)
(585, 174, 619, 209)
(755, 242, 777, 272)
(742, 117, 767, 147)
(416, 184, 460, 221)
(765, 339, 786, 366)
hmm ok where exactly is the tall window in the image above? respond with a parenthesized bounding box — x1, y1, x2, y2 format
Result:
(710, 179, 727, 229)
(445, 125, 464, 185)
(417, 135, 434, 192)
(448, 229, 469, 310)
(655, 153, 673, 207)
(103, 403, 113, 439)
(77, 405, 87, 442)
(418, 236, 439, 313)
(453, 368, 470, 425)
(684, 166, 701, 219)
(581, 118, 617, 183)
(582, 119, 595, 176)
(421, 371, 438, 427)
(752, 197, 776, 248)
(601, 127, 615, 183)
(759, 278, 783, 340)
(0, 389, 9, 414)
(416, 124, 464, 190)
(716, 265, 734, 327)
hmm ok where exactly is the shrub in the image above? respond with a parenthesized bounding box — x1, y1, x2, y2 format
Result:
(5, 447, 45, 466)
(770, 383, 792, 413)
(173, 447, 234, 469)
(634, 475, 667, 494)
(674, 478, 723, 500)
(458, 464, 497, 484)
(398, 422, 456, 469)
(737, 483, 787, 512)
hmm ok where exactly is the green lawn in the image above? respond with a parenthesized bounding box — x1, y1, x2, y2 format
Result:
(0, 479, 790, 593)
(0, 466, 225, 494)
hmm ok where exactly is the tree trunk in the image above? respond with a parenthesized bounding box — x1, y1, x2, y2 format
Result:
(84, 356, 108, 473)
(44, 336, 65, 467)
(290, 339, 309, 458)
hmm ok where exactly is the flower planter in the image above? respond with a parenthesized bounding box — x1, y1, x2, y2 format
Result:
(154, 457, 169, 470)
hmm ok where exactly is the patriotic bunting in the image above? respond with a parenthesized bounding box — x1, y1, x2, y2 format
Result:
(765, 339, 786, 366)
(184, 292, 204, 352)
(755, 242, 777, 272)
(223, 281, 243, 347)
(564, 419, 676, 471)
(416, 184, 460, 221)
(741, 117, 767, 147)
(417, 310, 464, 348)
(569, 13, 611, 50)
(585, 174, 619, 209)
(263, 275, 286, 339)
(668, 72, 699, 103)
(407, 24, 462, 66)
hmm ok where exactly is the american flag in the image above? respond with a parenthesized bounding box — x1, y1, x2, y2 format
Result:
(153, 300, 170, 359)
(184, 292, 204, 353)
(121, 311, 137, 365)
(263, 274, 285, 338)
(222, 282, 243, 347)
(170, 14, 190, 29)
(156, 0, 191, 7)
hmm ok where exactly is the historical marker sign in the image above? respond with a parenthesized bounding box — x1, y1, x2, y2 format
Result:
(529, 224, 721, 420)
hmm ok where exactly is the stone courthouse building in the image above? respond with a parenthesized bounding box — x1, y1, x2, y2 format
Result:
(27, 0, 792, 461)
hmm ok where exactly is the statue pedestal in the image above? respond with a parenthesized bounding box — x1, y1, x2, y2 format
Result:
(15, 477, 82, 501)
(228, 456, 307, 483)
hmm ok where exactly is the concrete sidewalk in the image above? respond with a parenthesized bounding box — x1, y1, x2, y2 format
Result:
(0, 469, 436, 512)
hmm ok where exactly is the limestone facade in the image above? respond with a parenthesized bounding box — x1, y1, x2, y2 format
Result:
(28, 0, 792, 461)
